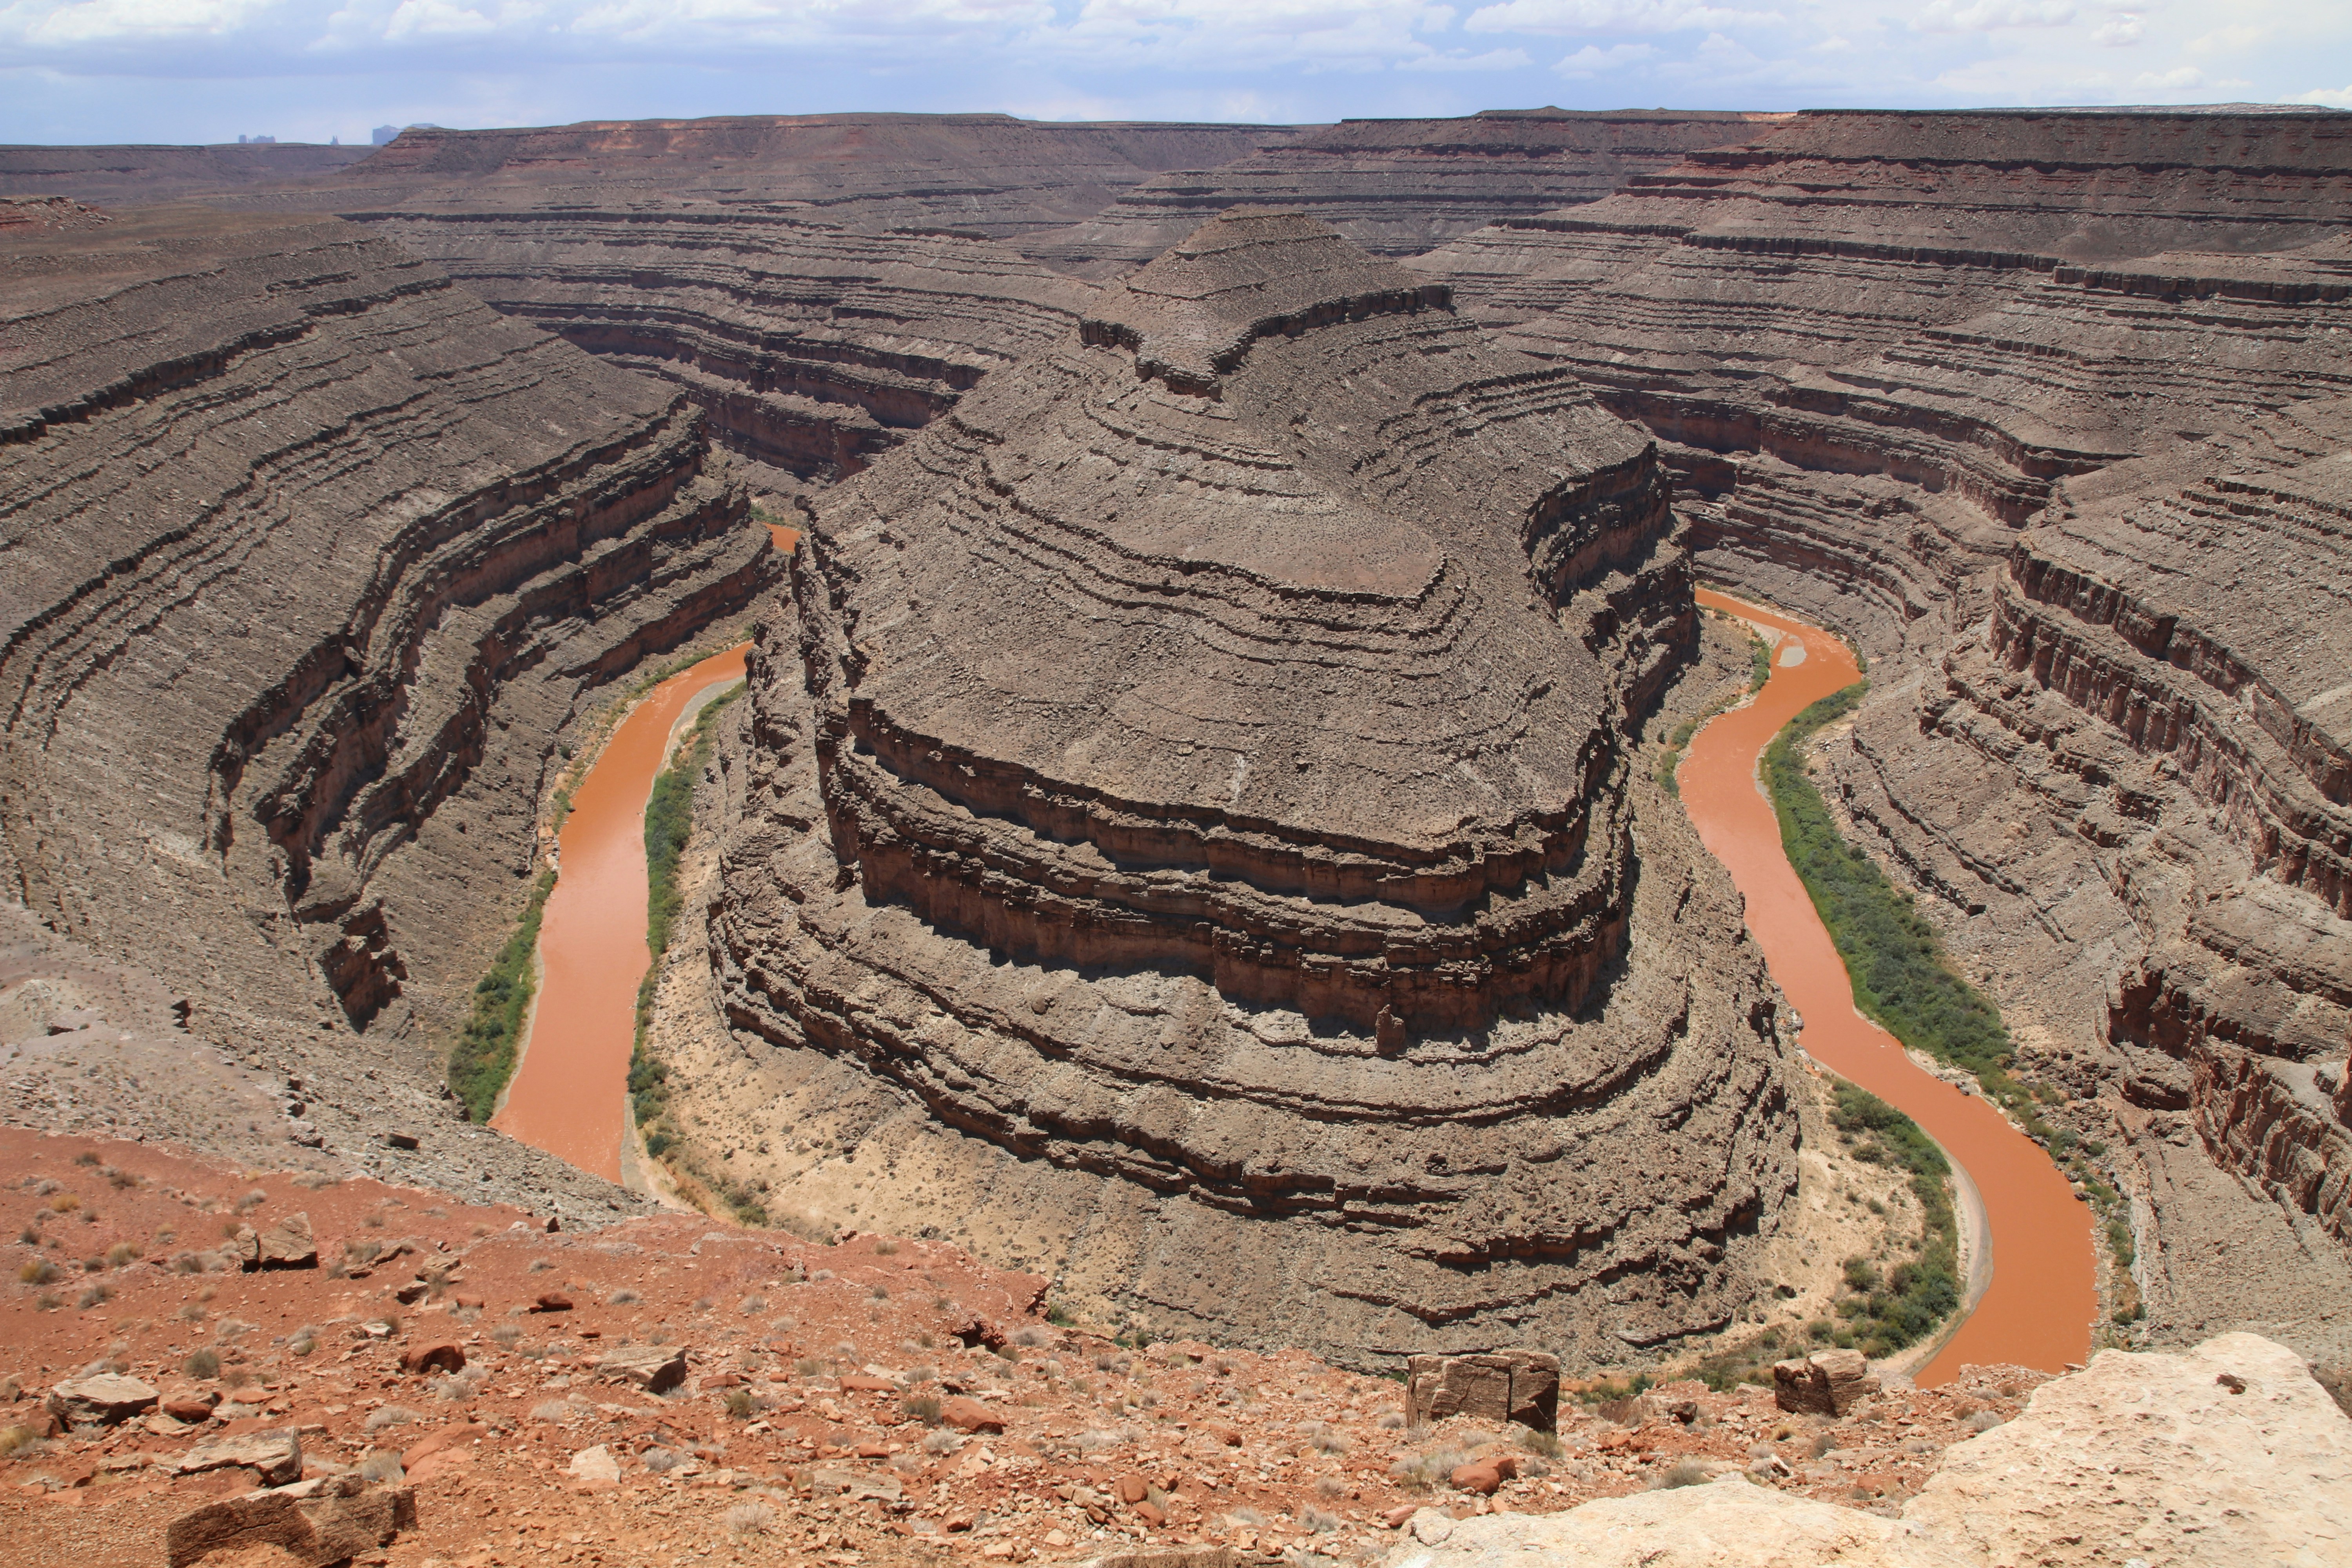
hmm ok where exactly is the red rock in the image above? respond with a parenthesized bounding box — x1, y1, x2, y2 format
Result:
(1132, 1501, 1165, 1527)
(162, 1394, 218, 1424)
(398, 1342, 465, 1376)
(451, 1294, 485, 1310)
(1209, 1424, 1241, 1447)
(940, 1397, 1003, 1434)
(702, 1372, 744, 1388)
(400, 1423, 486, 1470)
(1114, 1475, 1148, 1504)
(531, 1292, 574, 1313)
(1382, 1505, 1417, 1529)
(1448, 1461, 1502, 1495)
(944, 1512, 975, 1533)
(838, 1374, 895, 1392)
(855, 1443, 892, 1459)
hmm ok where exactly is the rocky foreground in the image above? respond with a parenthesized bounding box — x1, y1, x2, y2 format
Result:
(3, 1127, 2345, 1568)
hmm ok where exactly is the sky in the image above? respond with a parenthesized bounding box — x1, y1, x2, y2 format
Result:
(2, 0, 2349, 145)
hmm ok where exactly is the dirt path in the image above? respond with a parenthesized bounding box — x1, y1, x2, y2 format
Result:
(1680, 588, 2096, 1380)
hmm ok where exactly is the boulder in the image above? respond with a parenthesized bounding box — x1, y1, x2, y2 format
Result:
(253, 1212, 316, 1269)
(596, 1344, 687, 1394)
(46, 1373, 159, 1426)
(567, 1445, 622, 1484)
(531, 1291, 575, 1313)
(1406, 1350, 1560, 1432)
(398, 1342, 466, 1376)
(174, 1428, 303, 1486)
(1448, 1460, 1503, 1495)
(162, 1388, 221, 1423)
(940, 1396, 1005, 1434)
(1772, 1349, 1879, 1416)
(164, 1476, 414, 1568)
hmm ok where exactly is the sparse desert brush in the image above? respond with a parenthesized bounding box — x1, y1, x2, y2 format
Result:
(104, 1242, 137, 1269)
(725, 1502, 777, 1539)
(0, 1425, 47, 1459)
(1390, 1448, 1466, 1492)
(607, 1288, 641, 1305)
(76, 1283, 112, 1309)
(1314, 1474, 1347, 1499)
(872, 1239, 898, 1256)
(358, 1452, 405, 1483)
(183, 1348, 221, 1379)
(1517, 1426, 1563, 1457)
(720, 1388, 756, 1419)
(18, 1259, 58, 1285)
(1656, 1457, 1711, 1490)
(1010, 1325, 1049, 1348)
(364, 1406, 417, 1432)
(1296, 1505, 1341, 1533)
(902, 1393, 942, 1425)
(920, 1428, 962, 1455)
(492, 1323, 523, 1348)
(48, 1195, 78, 1213)
(529, 1400, 573, 1424)
(739, 1294, 767, 1315)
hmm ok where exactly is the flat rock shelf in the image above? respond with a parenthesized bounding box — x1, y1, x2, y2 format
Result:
(1680, 587, 2096, 1380)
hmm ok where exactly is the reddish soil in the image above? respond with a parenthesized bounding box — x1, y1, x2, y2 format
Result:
(0, 1129, 2050, 1566)
(494, 648, 751, 1181)
(1680, 589, 2096, 1380)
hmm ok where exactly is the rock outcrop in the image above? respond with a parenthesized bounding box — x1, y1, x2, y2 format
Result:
(0, 141, 374, 205)
(1, 206, 776, 1206)
(1411, 107, 2352, 1368)
(1388, 1332, 2352, 1568)
(359, 207, 1096, 483)
(1021, 110, 1768, 277)
(703, 211, 1796, 1364)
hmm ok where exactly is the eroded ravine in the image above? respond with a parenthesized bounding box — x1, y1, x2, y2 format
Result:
(1682, 588, 2096, 1380)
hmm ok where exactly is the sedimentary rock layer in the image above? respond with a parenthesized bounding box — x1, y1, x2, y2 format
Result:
(0, 206, 777, 1062)
(300, 115, 1302, 240)
(360, 207, 1098, 482)
(1414, 108, 2352, 1363)
(1022, 110, 1767, 276)
(0, 141, 374, 204)
(706, 213, 1796, 1364)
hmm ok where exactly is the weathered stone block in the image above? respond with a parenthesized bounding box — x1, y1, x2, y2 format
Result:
(1773, 1349, 1880, 1416)
(164, 1476, 414, 1568)
(596, 1343, 688, 1393)
(46, 1373, 159, 1426)
(1406, 1350, 1560, 1432)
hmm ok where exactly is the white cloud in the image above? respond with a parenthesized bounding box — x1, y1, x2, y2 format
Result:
(2090, 13, 2139, 45)
(1554, 39, 1653, 74)
(1463, 0, 1778, 36)
(15, 0, 283, 45)
(2296, 82, 2352, 106)
(2134, 64, 2200, 87)
(1398, 44, 1531, 67)
(1911, 0, 2074, 34)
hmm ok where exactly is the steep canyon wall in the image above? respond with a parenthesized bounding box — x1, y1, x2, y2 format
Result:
(1415, 108, 2352, 1364)
(0, 206, 779, 1214)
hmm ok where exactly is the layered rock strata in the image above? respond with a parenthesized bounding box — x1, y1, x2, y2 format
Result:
(1021, 110, 1767, 277)
(1, 209, 775, 1150)
(300, 115, 1301, 241)
(704, 213, 1797, 1364)
(360, 207, 1097, 482)
(1413, 109, 2352, 1363)
(0, 141, 374, 205)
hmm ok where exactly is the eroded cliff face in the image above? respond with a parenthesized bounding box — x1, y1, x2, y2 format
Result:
(699, 213, 1798, 1366)
(298, 115, 1303, 240)
(1413, 109, 2352, 1365)
(359, 209, 1098, 483)
(1020, 110, 1772, 278)
(0, 207, 776, 1071)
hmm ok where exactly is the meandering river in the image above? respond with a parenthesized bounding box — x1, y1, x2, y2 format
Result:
(492, 521, 794, 1181)
(1681, 588, 2095, 1380)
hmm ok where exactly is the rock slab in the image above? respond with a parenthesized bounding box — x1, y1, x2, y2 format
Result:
(46, 1373, 158, 1426)
(596, 1345, 688, 1393)
(1407, 1351, 1561, 1432)
(1772, 1349, 1879, 1416)
(165, 1476, 415, 1568)
(174, 1428, 303, 1487)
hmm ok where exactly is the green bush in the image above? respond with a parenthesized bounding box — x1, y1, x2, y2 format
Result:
(446, 867, 557, 1123)
(1762, 685, 2016, 1089)
(1828, 1082, 1962, 1356)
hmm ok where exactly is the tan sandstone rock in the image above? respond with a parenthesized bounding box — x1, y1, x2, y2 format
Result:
(595, 1345, 688, 1393)
(47, 1372, 159, 1426)
(1773, 1349, 1879, 1416)
(1385, 1334, 2352, 1568)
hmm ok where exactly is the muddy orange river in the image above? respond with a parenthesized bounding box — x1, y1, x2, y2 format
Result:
(493, 523, 795, 1181)
(1682, 588, 2095, 1379)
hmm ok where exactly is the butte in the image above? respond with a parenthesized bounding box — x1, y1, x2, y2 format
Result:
(691, 212, 1800, 1365)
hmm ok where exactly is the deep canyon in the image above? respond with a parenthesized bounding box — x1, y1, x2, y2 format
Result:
(4, 106, 2350, 1399)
